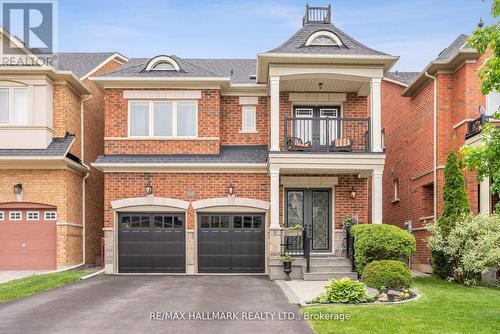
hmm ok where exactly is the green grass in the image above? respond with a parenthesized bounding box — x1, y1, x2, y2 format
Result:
(0, 270, 90, 303)
(305, 277, 500, 334)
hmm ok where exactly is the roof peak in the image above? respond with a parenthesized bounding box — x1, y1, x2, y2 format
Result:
(303, 4, 332, 26)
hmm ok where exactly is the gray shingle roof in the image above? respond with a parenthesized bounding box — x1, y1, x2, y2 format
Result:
(94, 145, 268, 164)
(436, 34, 469, 61)
(101, 57, 257, 84)
(54, 52, 119, 78)
(0, 134, 74, 157)
(266, 24, 388, 56)
(385, 72, 420, 85)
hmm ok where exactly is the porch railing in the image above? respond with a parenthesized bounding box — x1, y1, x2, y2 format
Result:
(284, 117, 371, 152)
(282, 229, 311, 273)
(345, 225, 356, 275)
(465, 114, 493, 139)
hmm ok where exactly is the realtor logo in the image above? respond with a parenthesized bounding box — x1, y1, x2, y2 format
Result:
(1, 0, 56, 54)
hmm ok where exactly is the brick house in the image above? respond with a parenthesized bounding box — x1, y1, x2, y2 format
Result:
(0, 27, 127, 269)
(381, 35, 499, 273)
(91, 5, 397, 279)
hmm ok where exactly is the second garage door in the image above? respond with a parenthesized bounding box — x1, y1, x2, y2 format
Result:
(198, 213, 265, 273)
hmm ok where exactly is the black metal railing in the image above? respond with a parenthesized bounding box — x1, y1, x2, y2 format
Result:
(303, 4, 331, 25)
(284, 117, 371, 153)
(282, 229, 311, 273)
(345, 226, 356, 273)
(465, 114, 493, 139)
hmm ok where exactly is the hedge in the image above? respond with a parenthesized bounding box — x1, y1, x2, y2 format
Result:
(362, 260, 413, 290)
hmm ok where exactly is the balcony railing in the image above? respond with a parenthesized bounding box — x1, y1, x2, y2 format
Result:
(284, 117, 371, 153)
(465, 114, 493, 139)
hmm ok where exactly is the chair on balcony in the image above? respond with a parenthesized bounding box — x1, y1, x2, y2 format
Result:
(287, 137, 311, 151)
(330, 138, 352, 152)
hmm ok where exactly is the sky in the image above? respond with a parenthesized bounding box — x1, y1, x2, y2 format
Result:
(57, 0, 496, 72)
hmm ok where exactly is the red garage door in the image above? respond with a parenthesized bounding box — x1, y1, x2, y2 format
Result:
(0, 203, 57, 270)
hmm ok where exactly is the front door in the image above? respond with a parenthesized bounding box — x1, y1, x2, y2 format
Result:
(286, 189, 331, 252)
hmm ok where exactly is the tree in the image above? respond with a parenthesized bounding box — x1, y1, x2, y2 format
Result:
(461, 0, 500, 212)
(431, 151, 471, 278)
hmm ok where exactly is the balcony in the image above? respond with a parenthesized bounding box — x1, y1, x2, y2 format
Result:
(284, 117, 371, 153)
(465, 114, 493, 139)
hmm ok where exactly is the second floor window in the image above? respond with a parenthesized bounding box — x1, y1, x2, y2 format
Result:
(241, 106, 256, 132)
(0, 87, 28, 124)
(129, 101, 197, 138)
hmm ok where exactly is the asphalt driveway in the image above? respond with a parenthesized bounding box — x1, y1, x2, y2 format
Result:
(0, 275, 313, 334)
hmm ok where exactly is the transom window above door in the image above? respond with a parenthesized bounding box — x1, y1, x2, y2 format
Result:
(128, 100, 197, 138)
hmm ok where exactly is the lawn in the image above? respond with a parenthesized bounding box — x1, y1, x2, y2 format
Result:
(0, 270, 91, 303)
(305, 277, 500, 334)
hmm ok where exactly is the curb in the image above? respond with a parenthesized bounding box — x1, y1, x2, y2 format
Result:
(80, 269, 105, 280)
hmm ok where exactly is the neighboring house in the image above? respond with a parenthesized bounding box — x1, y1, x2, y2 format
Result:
(0, 28, 127, 269)
(381, 35, 499, 273)
(91, 5, 398, 279)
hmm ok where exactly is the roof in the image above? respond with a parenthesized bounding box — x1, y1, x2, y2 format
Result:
(94, 145, 268, 164)
(101, 57, 257, 84)
(266, 23, 388, 56)
(0, 134, 74, 157)
(436, 34, 469, 61)
(55, 52, 125, 78)
(385, 72, 420, 85)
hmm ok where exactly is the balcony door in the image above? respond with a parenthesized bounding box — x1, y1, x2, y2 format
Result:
(286, 189, 331, 252)
(293, 106, 341, 150)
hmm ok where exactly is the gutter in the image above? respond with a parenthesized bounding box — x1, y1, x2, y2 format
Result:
(424, 71, 438, 219)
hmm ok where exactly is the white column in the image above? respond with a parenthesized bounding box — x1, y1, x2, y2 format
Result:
(370, 78, 383, 152)
(270, 76, 280, 151)
(480, 177, 491, 214)
(372, 169, 383, 224)
(269, 166, 281, 229)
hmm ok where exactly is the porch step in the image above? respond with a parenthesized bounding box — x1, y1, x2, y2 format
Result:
(309, 257, 351, 266)
(303, 272, 358, 281)
(309, 265, 353, 273)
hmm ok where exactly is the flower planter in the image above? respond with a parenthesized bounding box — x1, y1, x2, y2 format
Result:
(283, 230, 302, 237)
(283, 261, 292, 280)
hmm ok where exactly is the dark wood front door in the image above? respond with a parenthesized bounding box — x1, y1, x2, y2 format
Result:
(286, 189, 331, 252)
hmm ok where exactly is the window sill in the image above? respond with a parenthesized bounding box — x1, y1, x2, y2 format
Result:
(391, 198, 400, 204)
(239, 130, 258, 134)
(419, 216, 434, 222)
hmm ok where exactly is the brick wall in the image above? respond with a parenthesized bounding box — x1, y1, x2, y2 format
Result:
(220, 96, 269, 145)
(104, 89, 221, 154)
(53, 84, 81, 157)
(104, 173, 270, 230)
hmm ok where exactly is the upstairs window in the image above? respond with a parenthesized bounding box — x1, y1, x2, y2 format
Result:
(144, 56, 180, 72)
(305, 30, 343, 46)
(129, 101, 197, 138)
(152, 61, 176, 71)
(310, 35, 335, 46)
(0, 87, 28, 124)
(241, 106, 256, 132)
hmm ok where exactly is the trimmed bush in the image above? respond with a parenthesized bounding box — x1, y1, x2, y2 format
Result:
(312, 277, 371, 304)
(351, 224, 416, 273)
(362, 260, 412, 290)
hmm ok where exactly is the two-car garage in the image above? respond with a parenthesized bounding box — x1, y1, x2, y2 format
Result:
(117, 211, 265, 274)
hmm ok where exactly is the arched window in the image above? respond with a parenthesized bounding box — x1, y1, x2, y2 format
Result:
(144, 56, 181, 72)
(305, 31, 343, 47)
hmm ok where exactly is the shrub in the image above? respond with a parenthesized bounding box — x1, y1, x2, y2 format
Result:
(427, 214, 500, 285)
(362, 260, 413, 290)
(312, 277, 371, 304)
(351, 224, 416, 273)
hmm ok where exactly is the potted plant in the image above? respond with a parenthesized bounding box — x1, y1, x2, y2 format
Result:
(280, 254, 294, 280)
(283, 224, 304, 237)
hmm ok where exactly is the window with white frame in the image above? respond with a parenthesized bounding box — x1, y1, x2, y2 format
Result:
(45, 211, 57, 221)
(241, 106, 256, 132)
(9, 211, 21, 220)
(129, 101, 197, 138)
(393, 179, 400, 202)
(27, 211, 39, 221)
(0, 87, 28, 124)
(486, 91, 500, 116)
(0, 211, 4, 221)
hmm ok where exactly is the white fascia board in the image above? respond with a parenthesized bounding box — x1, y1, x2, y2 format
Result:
(80, 53, 129, 81)
(268, 153, 385, 171)
(91, 162, 268, 173)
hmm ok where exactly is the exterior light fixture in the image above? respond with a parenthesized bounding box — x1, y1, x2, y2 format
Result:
(349, 186, 357, 200)
(227, 183, 234, 196)
(14, 184, 22, 195)
(145, 183, 153, 196)
(318, 82, 323, 90)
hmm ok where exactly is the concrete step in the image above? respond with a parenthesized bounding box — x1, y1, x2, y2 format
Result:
(309, 265, 353, 273)
(303, 272, 358, 281)
(309, 257, 351, 266)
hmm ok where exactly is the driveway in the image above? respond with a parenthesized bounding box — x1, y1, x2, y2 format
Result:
(0, 270, 52, 284)
(0, 275, 313, 334)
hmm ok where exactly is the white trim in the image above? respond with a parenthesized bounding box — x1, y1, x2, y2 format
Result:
(280, 176, 338, 187)
(191, 196, 270, 210)
(56, 222, 82, 228)
(238, 96, 258, 105)
(27, 211, 39, 221)
(80, 53, 128, 81)
(241, 105, 256, 132)
(111, 197, 190, 210)
(104, 136, 219, 141)
(9, 211, 21, 221)
(382, 77, 409, 87)
(305, 31, 343, 46)
(289, 92, 347, 103)
(123, 90, 201, 100)
(453, 118, 475, 129)
(89, 76, 231, 82)
(144, 56, 181, 72)
(45, 211, 57, 221)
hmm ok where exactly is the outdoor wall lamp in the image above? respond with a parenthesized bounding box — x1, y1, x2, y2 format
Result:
(227, 183, 234, 196)
(14, 184, 22, 195)
(349, 186, 357, 200)
(145, 183, 153, 196)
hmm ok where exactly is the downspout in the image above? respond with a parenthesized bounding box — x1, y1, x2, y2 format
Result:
(425, 71, 438, 219)
(56, 94, 92, 272)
